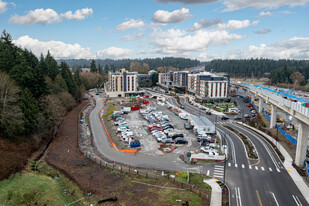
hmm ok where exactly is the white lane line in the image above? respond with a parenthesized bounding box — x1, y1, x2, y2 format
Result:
(271, 192, 279, 206)
(242, 164, 245, 168)
(207, 170, 210, 176)
(261, 167, 265, 171)
(277, 168, 281, 173)
(215, 168, 224, 171)
(215, 165, 224, 168)
(232, 123, 281, 171)
(235, 187, 242, 206)
(255, 166, 259, 170)
(249, 165, 252, 169)
(228, 163, 231, 167)
(217, 127, 237, 163)
(235, 164, 238, 168)
(292, 195, 302, 206)
(269, 168, 273, 172)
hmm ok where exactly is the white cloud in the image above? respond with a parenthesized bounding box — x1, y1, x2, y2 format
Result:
(8, 7, 93, 25)
(122, 33, 144, 41)
(222, 0, 309, 12)
(258, 11, 272, 17)
(152, 8, 192, 24)
(9, 8, 62, 25)
(216, 20, 259, 31)
(187, 18, 222, 31)
(116, 19, 145, 32)
(254, 28, 271, 34)
(151, 28, 186, 38)
(13, 35, 93, 59)
(151, 29, 245, 54)
(61, 8, 93, 20)
(0, 0, 7, 13)
(227, 37, 309, 59)
(197, 52, 226, 61)
(96, 47, 133, 59)
(156, 0, 218, 4)
(96, 27, 102, 31)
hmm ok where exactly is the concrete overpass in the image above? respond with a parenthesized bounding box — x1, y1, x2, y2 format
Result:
(232, 83, 309, 167)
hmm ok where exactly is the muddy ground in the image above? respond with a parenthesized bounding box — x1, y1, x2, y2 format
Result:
(45, 100, 208, 205)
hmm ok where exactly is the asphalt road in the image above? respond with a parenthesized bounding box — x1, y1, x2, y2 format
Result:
(167, 95, 308, 206)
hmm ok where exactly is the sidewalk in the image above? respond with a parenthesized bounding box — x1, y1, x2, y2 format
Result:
(238, 122, 309, 204)
(203, 178, 222, 206)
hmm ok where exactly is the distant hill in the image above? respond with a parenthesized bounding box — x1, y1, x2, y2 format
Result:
(58, 57, 203, 71)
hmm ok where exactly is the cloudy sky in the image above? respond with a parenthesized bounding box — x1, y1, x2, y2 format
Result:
(1, 0, 308, 60)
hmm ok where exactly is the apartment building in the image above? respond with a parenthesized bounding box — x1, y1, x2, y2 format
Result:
(158, 72, 173, 89)
(106, 69, 143, 97)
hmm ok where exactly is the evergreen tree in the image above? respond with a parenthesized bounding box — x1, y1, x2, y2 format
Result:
(0, 30, 17, 73)
(60, 61, 77, 98)
(54, 74, 69, 92)
(20, 88, 40, 135)
(90, 59, 97, 73)
(104, 64, 109, 73)
(45, 51, 59, 79)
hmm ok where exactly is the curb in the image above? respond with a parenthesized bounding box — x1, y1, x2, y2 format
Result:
(237, 122, 309, 204)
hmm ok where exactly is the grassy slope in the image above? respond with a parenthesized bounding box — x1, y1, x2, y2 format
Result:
(0, 161, 85, 206)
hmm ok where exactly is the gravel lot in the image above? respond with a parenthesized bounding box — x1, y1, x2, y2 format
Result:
(124, 98, 201, 157)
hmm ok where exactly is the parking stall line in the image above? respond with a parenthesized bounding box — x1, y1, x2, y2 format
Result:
(235, 164, 238, 168)
(249, 165, 252, 169)
(242, 164, 245, 168)
(269, 168, 273, 172)
(261, 167, 265, 171)
(255, 166, 258, 170)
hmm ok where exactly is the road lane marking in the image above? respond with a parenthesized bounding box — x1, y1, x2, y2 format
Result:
(232, 123, 280, 170)
(217, 127, 236, 163)
(261, 167, 265, 171)
(249, 165, 252, 169)
(269, 168, 273, 172)
(228, 163, 231, 167)
(235, 164, 238, 167)
(255, 166, 258, 170)
(256, 190, 263, 206)
(271, 192, 279, 206)
(242, 164, 245, 168)
(235, 187, 242, 206)
(207, 170, 210, 176)
(292, 195, 302, 206)
(277, 168, 281, 173)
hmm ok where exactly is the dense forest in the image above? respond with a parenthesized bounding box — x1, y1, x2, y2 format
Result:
(60, 57, 202, 71)
(207, 59, 309, 79)
(0, 31, 104, 140)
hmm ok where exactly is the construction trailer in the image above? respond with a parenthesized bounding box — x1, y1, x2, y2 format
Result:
(188, 115, 215, 134)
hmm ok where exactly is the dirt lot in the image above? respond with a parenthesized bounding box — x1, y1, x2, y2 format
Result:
(46, 100, 208, 205)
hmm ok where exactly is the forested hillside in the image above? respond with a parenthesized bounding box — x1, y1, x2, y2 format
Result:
(60, 57, 202, 71)
(207, 59, 309, 80)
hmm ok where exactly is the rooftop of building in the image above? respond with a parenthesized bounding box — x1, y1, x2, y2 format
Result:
(190, 115, 214, 127)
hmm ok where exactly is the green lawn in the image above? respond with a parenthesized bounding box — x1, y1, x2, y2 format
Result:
(0, 162, 85, 206)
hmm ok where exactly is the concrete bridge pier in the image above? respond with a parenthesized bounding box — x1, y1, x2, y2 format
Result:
(270, 105, 278, 129)
(259, 98, 263, 113)
(295, 122, 309, 166)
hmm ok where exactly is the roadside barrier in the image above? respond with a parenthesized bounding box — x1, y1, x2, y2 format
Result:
(99, 100, 137, 154)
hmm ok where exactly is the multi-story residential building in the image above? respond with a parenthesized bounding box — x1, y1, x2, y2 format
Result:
(158, 72, 173, 89)
(106, 69, 143, 97)
(188, 72, 229, 100)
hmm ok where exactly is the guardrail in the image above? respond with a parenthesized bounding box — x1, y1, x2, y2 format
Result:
(243, 84, 309, 117)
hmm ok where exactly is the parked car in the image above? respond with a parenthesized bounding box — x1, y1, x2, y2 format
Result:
(168, 133, 184, 139)
(114, 121, 127, 126)
(251, 113, 256, 117)
(184, 123, 192, 130)
(244, 114, 250, 119)
(161, 138, 173, 144)
(130, 139, 140, 147)
(221, 116, 229, 120)
(234, 116, 242, 120)
(180, 105, 185, 109)
(175, 137, 188, 144)
(206, 111, 212, 115)
(200, 146, 211, 153)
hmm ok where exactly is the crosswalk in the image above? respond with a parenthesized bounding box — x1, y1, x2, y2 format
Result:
(204, 163, 282, 179)
(227, 163, 281, 173)
(213, 165, 225, 179)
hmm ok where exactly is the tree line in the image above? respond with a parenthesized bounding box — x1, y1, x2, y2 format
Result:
(60, 57, 202, 72)
(0, 31, 88, 139)
(207, 59, 309, 80)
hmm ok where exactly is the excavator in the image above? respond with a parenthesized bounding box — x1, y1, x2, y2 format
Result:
(96, 82, 105, 95)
